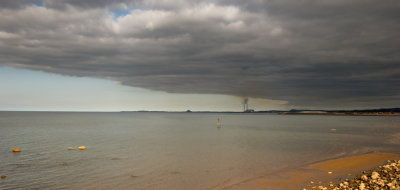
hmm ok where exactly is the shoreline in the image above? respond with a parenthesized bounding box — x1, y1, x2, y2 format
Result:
(281, 113, 400, 116)
(208, 152, 400, 190)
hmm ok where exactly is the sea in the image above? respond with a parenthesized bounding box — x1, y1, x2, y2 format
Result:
(0, 112, 399, 190)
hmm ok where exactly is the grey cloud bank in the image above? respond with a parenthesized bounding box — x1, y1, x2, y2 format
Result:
(0, 0, 399, 109)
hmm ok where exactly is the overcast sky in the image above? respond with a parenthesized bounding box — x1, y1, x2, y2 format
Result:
(0, 0, 399, 111)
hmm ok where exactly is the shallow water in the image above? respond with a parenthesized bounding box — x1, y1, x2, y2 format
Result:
(0, 112, 399, 190)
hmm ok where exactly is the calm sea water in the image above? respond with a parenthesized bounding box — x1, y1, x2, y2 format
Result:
(0, 112, 399, 190)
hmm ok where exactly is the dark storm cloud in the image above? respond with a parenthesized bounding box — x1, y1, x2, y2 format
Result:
(0, 0, 399, 108)
(0, 0, 43, 9)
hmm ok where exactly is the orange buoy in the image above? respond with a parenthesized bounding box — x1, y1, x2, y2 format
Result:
(12, 147, 21, 152)
(68, 147, 73, 150)
(78, 146, 86, 150)
(1, 175, 6, 179)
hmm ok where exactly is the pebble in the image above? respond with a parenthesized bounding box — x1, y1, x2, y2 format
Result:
(371, 171, 379, 180)
(361, 175, 368, 181)
(312, 159, 400, 190)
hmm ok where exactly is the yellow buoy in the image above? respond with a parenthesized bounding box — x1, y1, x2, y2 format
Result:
(1, 175, 6, 179)
(68, 147, 73, 150)
(78, 146, 86, 150)
(12, 147, 21, 152)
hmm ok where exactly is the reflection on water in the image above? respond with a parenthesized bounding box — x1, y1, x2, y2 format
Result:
(0, 112, 399, 190)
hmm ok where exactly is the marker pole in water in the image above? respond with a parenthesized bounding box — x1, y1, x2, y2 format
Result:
(217, 117, 221, 128)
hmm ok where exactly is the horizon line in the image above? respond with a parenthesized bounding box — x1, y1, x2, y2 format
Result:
(1, 107, 399, 113)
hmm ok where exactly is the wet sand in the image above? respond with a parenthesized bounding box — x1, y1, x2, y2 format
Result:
(208, 153, 400, 190)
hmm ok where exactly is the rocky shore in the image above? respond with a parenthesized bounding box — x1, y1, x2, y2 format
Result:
(309, 160, 400, 190)
(211, 153, 400, 190)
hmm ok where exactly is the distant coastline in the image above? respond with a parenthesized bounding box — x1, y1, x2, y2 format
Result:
(278, 108, 400, 116)
(121, 108, 400, 116)
(1, 108, 399, 116)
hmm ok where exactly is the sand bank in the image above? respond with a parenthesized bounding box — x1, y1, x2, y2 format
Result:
(208, 153, 400, 190)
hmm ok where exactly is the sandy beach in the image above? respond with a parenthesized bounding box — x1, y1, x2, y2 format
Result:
(209, 153, 400, 190)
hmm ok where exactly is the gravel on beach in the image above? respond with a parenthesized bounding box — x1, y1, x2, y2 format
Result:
(306, 160, 400, 190)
